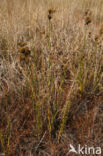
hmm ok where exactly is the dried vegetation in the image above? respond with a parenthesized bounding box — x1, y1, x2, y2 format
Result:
(0, 0, 103, 155)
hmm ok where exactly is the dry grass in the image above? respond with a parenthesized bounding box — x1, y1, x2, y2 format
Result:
(0, 0, 103, 155)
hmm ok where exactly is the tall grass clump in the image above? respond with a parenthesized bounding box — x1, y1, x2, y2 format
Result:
(0, 0, 103, 155)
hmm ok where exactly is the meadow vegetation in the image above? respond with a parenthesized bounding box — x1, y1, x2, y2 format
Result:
(0, 0, 103, 155)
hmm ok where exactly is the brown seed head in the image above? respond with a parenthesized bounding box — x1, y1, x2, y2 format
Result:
(18, 46, 31, 57)
(47, 8, 56, 20)
(85, 16, 92, 25)
(48, 14, 52, 20)
(48, 9, 55, 15)
(84, 9, 92, 25)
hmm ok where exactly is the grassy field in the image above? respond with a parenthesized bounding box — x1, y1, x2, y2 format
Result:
(0, 0, 103, 155)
